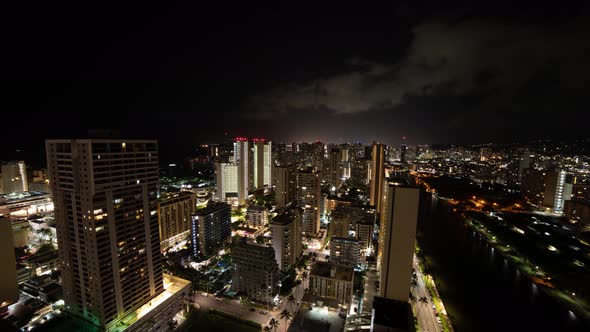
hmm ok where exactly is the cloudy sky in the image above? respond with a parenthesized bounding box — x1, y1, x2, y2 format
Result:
(3, 2, 590, 164)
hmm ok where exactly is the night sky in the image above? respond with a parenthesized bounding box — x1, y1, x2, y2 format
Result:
(3, 3, 590, 165)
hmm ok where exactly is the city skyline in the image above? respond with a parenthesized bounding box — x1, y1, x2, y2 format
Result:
(3, 3, 590, 165)
(3, 3, 590, 331)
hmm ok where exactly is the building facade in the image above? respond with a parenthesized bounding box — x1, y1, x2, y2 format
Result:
(190, 201, 231, 257)
(329, 237, 361, 267)
(275, 165, 295, 208)
(309, 262, 354, 306)
(271, 207, 302, 272)
(246, 205, 268, 228)
(215, 162, 238, 206)
(370, 143, 385, 213)
(296, 167, 321, 236)
(46, 139, 164, 330)
(231, 237, 279, 304)
(0, 216, 19, 314)
(158, 192, 196, 252)
(1, 161, 28, 194)
(379, 184, 420, 302)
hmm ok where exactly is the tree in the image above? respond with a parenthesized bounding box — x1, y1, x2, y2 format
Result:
(409, 291, 416, 303)
(263, 326, 272, 332)
(287, 294, 297, 312)
(280, 310, 292, 332)
(410, 278, 418, 290)
(269, 318, 279, 332)
(35, 243, 56, 256)
(417, 296, 429, 315)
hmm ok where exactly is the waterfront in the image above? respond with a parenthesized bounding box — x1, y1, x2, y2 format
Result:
(418, 196, 590, 331)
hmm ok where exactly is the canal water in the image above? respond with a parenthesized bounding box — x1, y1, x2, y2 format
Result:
(418, 195, 590, 332)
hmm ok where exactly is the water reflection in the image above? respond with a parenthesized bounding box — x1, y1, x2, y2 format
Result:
(418, 199, 589, 331)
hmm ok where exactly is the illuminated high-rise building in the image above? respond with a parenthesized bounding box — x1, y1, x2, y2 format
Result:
(231, 237, 279, 303)
(215, 162, 239, 205)
(370, 143, 385, 213)
(271, 207, 302, 271)
(543, 169, 570, 213)
(328, 147, 341, 189)
(0, 216, 18, 315)
(47, 139, 188, 331)
(1, 160, 28, 194)
(234, 138, 250, 205)
(296, 167, 321, 236)
(253, 139, 272, 189)
(190, 201, 231, 257)
(400, 144, 407, 163)
(275, 165, 295, 208)
(378, 184, 420, 302)
(158, 192, 196, 252)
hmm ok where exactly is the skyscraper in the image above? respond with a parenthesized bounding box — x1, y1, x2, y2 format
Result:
(158, 192, 196, 252)
(253, 139, 272, 189)
(400, 144, 407, 164)
(275, 165, 295, 208)
(378, 184, 420, 302)
(215, 162, 239, 205)
(297, 167, 321, 236)
(1, 160, 28, 194)
(271, 207, 302, 271)
(231, 237, 279, 304)
(328, 147, 341, 189)
(370, 143, 385, 213)
(234, 138, 250, 205)
(0, 216, 18, 315)
(190, 201, 231, 257)
(46, 139, 164, 329)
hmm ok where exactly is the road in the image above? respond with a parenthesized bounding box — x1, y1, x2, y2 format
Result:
(193, 293, 270, 326)
(193, 273, 308, 331)
(412, 255, 442, 332)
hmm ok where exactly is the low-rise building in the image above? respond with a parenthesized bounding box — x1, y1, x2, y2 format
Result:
(309, 261, 354, 306)
(246, 205, 268, 228)
(329, 237, 361, 267)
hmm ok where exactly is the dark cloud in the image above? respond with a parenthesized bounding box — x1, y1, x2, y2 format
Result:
(249, 15, 590, 129)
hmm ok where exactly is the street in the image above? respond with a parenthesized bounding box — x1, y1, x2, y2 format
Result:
(412, 255, 442, 332)
(193, 273, 308, 330)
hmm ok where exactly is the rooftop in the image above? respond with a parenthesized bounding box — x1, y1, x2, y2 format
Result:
(110, 274, 190, 332)
(0, 191, 50, 204)
(271, 208, 300, 226)
(310, 262, 353, 282)
(331, 237, 360, 244)
(372, 296, 412, 332)
(195, 201, 230, 215)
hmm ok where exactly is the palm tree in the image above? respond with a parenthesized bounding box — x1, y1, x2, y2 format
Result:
(410, 278, 418, 290)
(263, 326, 272, 332)
(409, 291, 416, 303)
(417, 296, 429, 315)
(269, 318, 279, 332)
(287, 294, 297, 312)
(280, 309, 292, 332)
